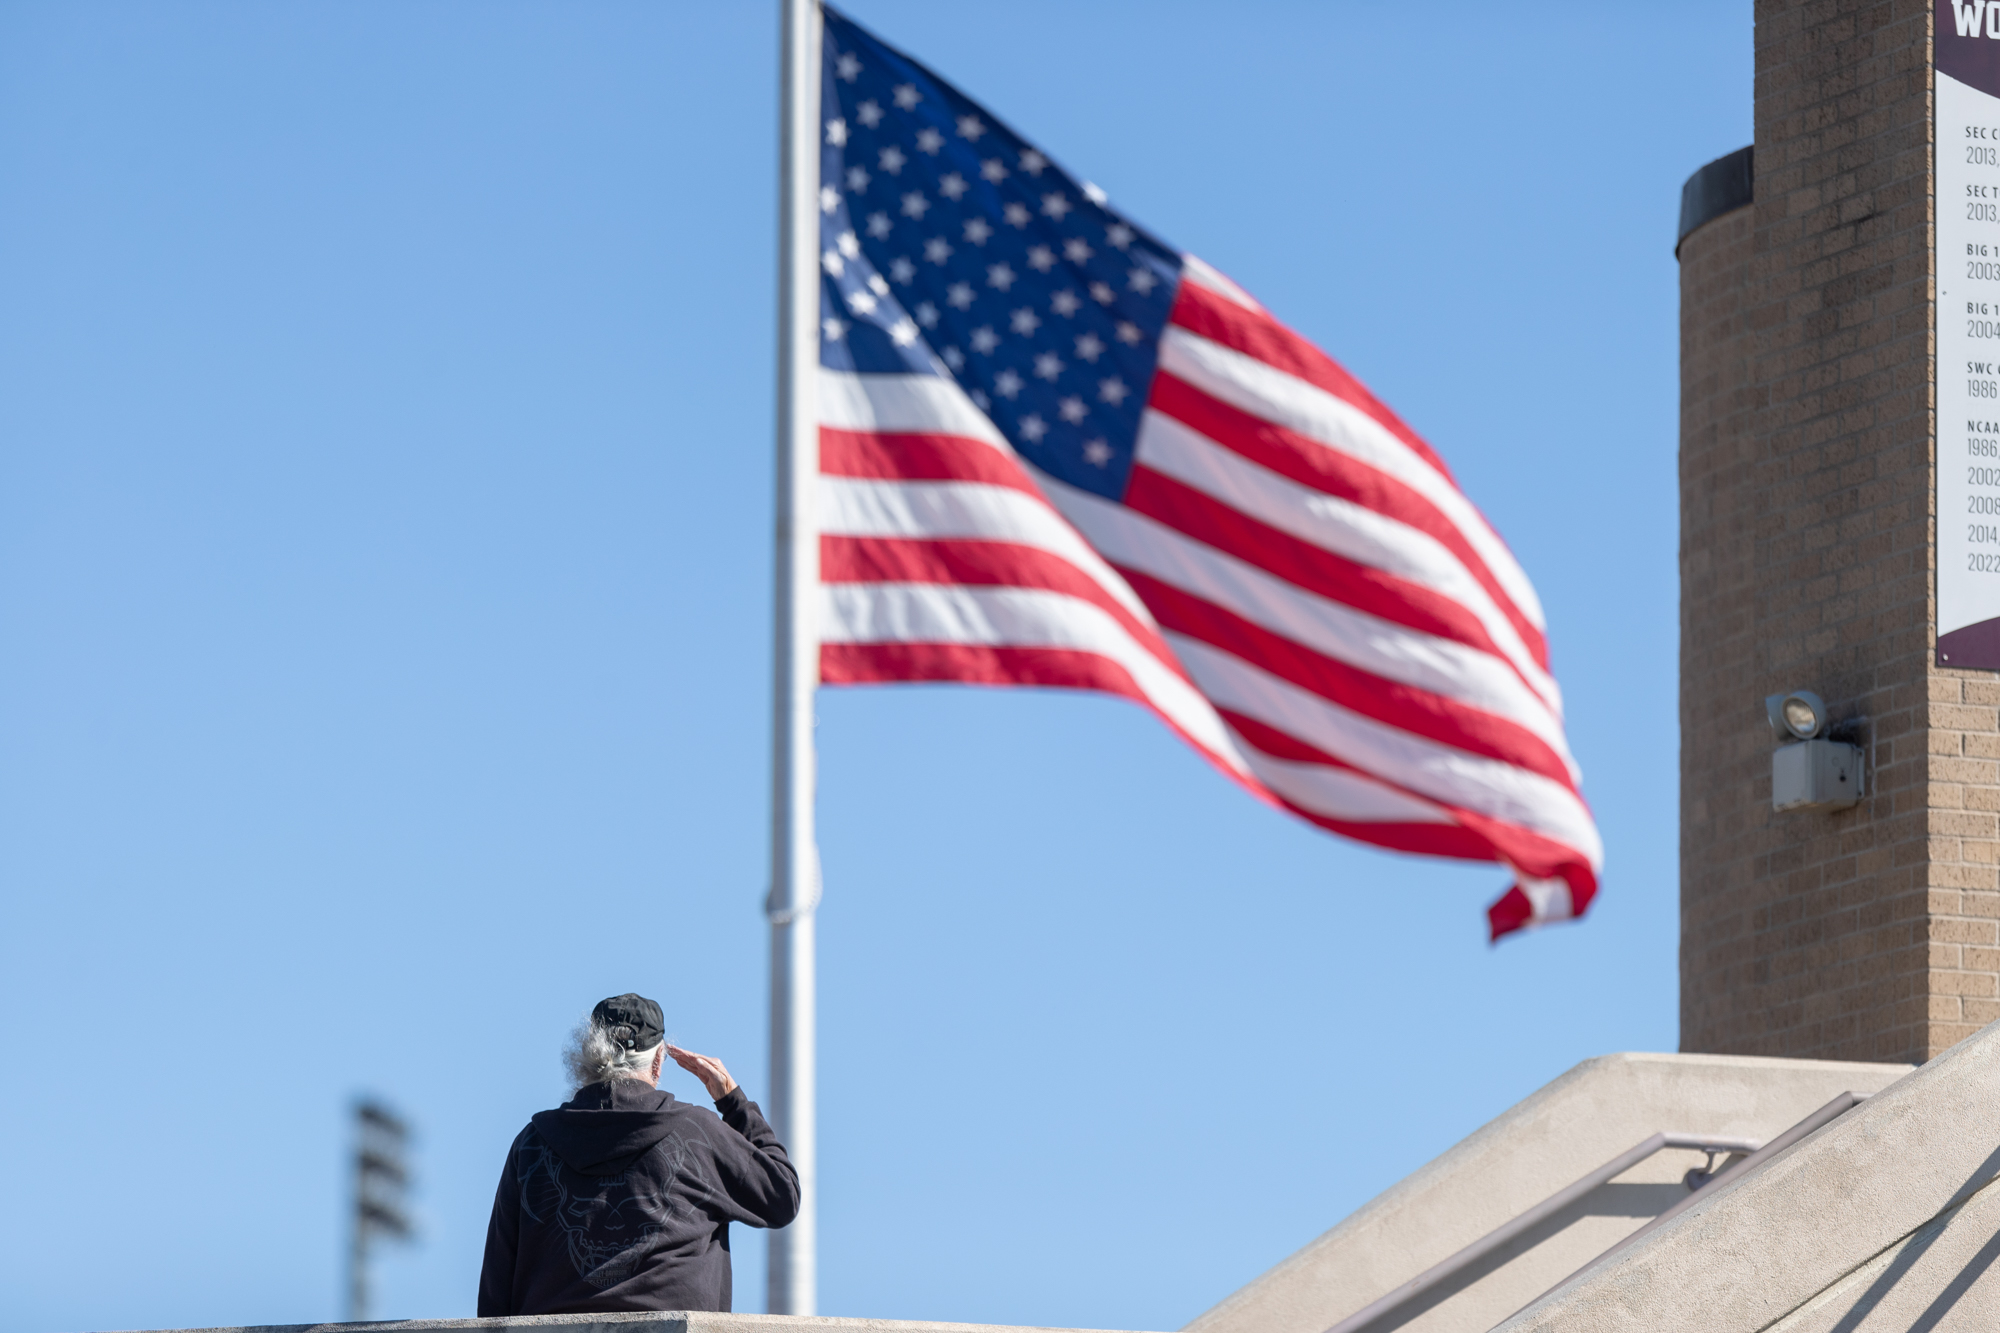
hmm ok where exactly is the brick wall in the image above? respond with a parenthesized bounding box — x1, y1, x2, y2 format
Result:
(1679, 0, 2000, 1062)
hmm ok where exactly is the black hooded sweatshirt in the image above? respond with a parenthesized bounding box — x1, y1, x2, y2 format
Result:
(477, 1078, 799, 1316)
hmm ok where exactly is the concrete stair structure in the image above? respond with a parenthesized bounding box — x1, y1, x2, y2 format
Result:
(1184, 1052, 1908, 1333)
(1496, 1020, 2000, 1331)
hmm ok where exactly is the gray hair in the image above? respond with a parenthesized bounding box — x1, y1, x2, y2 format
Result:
(563, 1017, 662, 1090)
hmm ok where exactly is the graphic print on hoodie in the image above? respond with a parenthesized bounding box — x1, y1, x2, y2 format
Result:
(478, 1078, 799, 1315)
(517, 1129, 693, 1289)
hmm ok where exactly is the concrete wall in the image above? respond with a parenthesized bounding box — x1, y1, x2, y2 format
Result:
(1495, 1019, 2000, 1333)
(1678, 0, 1978, 1064)
(1181, 1052, 1907, 1333)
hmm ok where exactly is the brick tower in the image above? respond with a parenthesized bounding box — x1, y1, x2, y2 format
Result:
(1678, 0, 2000, 1064)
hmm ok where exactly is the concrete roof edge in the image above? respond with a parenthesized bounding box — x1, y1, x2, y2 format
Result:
(1596, 1051, 1913, 1075)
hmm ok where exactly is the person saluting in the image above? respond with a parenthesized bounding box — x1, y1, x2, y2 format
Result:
(478, 993, 798, 1315)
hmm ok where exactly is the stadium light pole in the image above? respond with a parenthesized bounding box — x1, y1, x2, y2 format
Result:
(768, 0, 822, 1315)
(346, 1098, 413, 1322)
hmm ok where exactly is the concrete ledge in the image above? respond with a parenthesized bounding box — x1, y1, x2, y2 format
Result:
(129, 1315, 1159, 1333)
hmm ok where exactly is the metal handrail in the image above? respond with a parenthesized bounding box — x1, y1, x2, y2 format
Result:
(1532, 1090, 1870, 1300)
(1321, 1131, 1761, 1333)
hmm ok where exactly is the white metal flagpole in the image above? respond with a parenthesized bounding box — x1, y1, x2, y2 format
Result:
(768, 0, 821, 1316)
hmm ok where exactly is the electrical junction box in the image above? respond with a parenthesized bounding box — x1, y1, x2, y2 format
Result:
(1772, 739, 1863, 812)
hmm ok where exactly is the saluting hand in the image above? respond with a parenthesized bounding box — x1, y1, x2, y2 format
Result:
(668, 1045, 739, 1101)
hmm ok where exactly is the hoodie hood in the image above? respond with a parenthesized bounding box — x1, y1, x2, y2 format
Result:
(530, 1079, 683, 1176)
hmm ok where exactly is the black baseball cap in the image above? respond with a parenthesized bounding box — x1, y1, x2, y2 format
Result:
(592, 993, 664, 1051)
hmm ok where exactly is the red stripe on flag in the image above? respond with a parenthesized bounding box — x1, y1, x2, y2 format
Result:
(824, 640, 1146, 696)
(1146, 372, 1550, 672)
(1486, 887, 1537, 941)
(1122, 568, 1577, 790)
(1291, 811, 1499, 863)
(819, 426, 1038, 495)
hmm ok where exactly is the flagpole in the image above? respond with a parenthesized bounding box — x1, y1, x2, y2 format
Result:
(768, 0, 821, 1317)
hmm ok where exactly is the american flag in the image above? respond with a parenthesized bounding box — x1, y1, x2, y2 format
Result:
(811, 7, 1601, 939)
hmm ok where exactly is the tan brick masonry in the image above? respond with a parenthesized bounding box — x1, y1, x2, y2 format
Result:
(1679, 0, 2000, 1062)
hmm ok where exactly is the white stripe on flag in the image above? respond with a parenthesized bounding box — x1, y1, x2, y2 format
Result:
(820, 582, 1249, 776)
(1178, 254, 1264, 313)
(819, 368, 1011, 451)
(1157, 326, 1547, 633)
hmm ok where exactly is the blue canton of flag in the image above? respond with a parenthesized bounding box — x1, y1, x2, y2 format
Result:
(817, 8, 1180, 500)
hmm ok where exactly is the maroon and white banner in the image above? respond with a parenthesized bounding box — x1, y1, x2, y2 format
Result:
(1940, 0, 2000, 668)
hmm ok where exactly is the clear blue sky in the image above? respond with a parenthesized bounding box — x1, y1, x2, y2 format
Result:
(0, 4, 1749, 1331)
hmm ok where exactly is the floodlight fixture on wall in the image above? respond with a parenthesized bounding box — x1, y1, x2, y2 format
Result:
(1764, 689, 1862, 813)
(1766, 689, 1830, 741)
